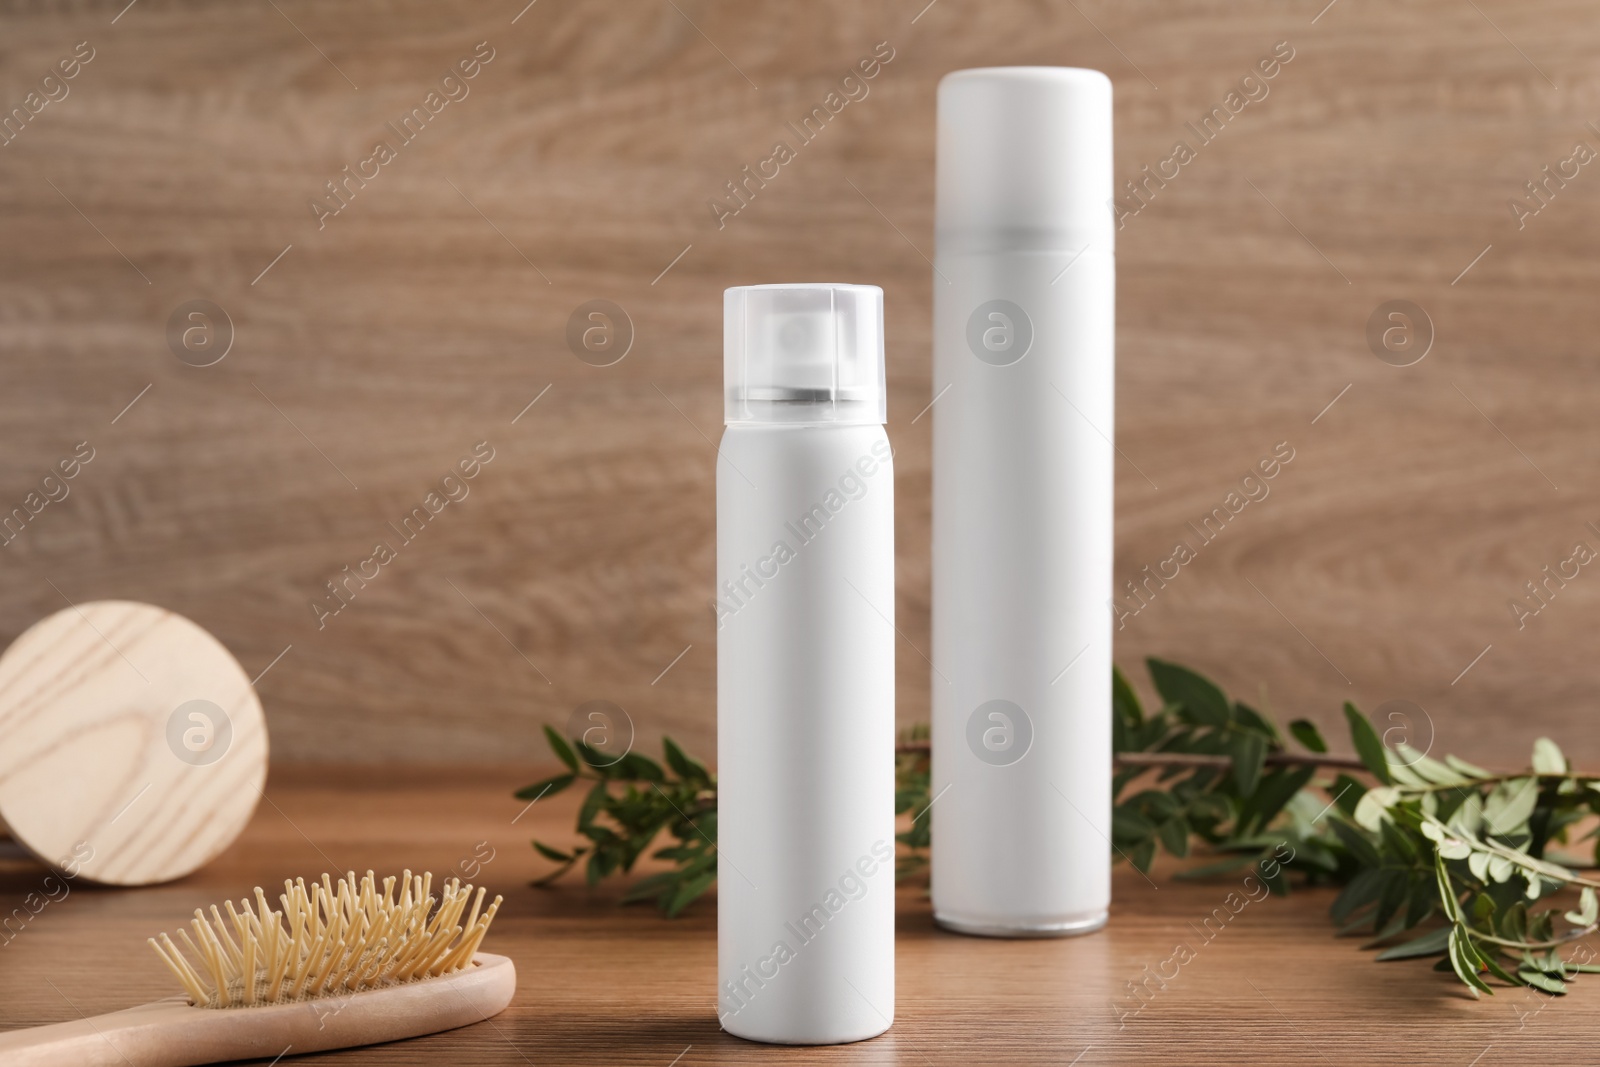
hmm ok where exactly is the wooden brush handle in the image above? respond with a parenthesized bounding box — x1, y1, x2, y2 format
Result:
(0, 953, 516, 1067)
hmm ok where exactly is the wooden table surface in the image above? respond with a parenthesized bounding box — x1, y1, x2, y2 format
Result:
(0, 765, 1592, 1066)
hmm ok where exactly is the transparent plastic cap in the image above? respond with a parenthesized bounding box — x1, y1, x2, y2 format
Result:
(724, 284, 886, 425)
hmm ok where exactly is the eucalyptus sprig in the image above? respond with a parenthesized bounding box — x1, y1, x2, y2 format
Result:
(1108, 659, 1600, 996)
(517, 659, 1600, 996)
(1338, 737, 1600, 994)
(516, 725, 716, 916)
(894, 721, 932, 880)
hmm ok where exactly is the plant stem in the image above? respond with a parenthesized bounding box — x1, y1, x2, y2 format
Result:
(1469, 922, 1599, 950)
(1474, 837, 1600, 889)
(1392, 772, 1594, 794)
(1116, 751, 1369, 771)
(894, 738, 1367, 772)
(898, 740, 1598, 784)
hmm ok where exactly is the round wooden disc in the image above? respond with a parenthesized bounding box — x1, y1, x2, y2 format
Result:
(0, 601, 267, 885)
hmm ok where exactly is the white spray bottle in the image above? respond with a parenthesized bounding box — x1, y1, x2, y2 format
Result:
(716, 283, 895, 1042)
(931, 68, 1116, 936)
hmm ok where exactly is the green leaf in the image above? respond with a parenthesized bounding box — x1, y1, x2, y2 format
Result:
(1330, 819, 1381, 869)
(1354, 786, 1399, 832)
(1343, 702, 1392, 785)
(1289, 718, 1328, 753)
(576, 780, 609, 831)
(543, 724, 580, 771)
(1468, 851, 1491, 882)
(1434, 854, 1462, 923)
(1480, 950, 1521, 988)
(1564, 886, 1598, 927)
(1448, 927, 1493, 996)
(1376, 926, 1451, 960)
(1445, 754, 1492, 779)
(665, 870, 717, 917)
(1157, 816, 1191, 858)
(1112, 807, 1157, 845)
(1447, 793, 1484, 837)
(1256, 855, 1290, 896)
(1386, 758, 1430, 789)
(1518, 966, 1568, 995)
(1112, 664, 1144, 727)
(1187, 792, 1233, 826)
(1373, 869, 1412, 933)
(606, 750, 666, 783)
(1232, 701, 1279, 742)
(1330, 773, 1367, 818)
(1125, 789, 1179, 820)
(1532, 737, 1567, 775)
(515, 772, 576, 801)
(1497, 901, 1528, 942)
(1484, 778, 1538, 835)
(530, 845, 584, 887)
(586, 845, 619, 886)
(1237, 766, 1315, 837)
(1231, 732, 1268, 796)
(662, 737, 709, 785)
(1392, 745, 1467, 787)
(1147, 658, 1230, 727)
(1380, 817, 1420, 864)
(532, 840, 573, 862)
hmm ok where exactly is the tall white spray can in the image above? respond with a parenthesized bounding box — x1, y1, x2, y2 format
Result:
(930, 68, 1115, 936)
(717, 283, 895, 1043)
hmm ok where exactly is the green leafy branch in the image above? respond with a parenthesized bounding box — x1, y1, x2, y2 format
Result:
(516, 725, 716, 917)
(1340, 738, 1600, 994)
(517, 659, 1600, 996)
(894, 722, 932, 881)
(1106, 658, 1600, 996)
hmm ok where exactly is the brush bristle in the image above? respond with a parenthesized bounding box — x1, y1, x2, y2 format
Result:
(147, 870, 502, 1009)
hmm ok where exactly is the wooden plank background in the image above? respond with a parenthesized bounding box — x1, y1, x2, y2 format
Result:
(1, 0, 1597, 766)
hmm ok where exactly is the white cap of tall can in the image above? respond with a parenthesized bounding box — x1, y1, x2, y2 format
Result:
(936, 67, 1114, 252)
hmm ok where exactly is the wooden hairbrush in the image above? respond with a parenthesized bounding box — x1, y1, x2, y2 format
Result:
(0, 870, 514, 1066)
